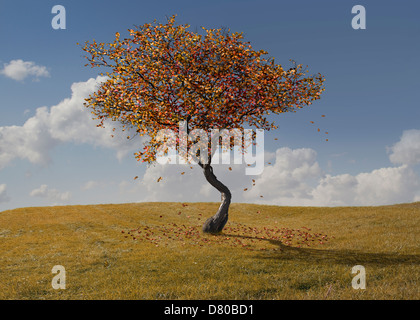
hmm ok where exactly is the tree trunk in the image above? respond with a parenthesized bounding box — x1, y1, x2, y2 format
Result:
(201, 163, 231, 233)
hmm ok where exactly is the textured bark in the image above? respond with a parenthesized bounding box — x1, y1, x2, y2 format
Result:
(201, 163, 231, 233)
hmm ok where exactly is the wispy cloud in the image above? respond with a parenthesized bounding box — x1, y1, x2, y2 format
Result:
(0, 59, 50, 81)
(29, 184, 71, 203)
(82, 180, 100, 191)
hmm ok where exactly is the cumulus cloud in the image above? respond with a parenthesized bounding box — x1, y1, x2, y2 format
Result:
(310, 174, 357, 206)
(354, 165, 419, 205)
(0, 184, 11, 203)
(249, 148, 420, 206)
(245, 148, 321, 202)
(126, 145, 420, 207)
(388, 129, 420, 165)
(30, 184, 71, 203)
(0, 59, 50, 81)
(0, 76, 142, 169)
(311, 165, 420, 206)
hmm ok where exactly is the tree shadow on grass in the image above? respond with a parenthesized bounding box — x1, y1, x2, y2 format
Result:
(222, 234, 420, 266)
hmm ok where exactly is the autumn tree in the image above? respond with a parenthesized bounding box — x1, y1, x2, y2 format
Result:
(81, 15, 325, 233)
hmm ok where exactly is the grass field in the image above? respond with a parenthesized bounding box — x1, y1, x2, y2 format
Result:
(0, 202, 419, 300)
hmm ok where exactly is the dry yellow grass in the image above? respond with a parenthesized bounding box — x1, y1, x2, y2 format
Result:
(0, 202, 419, 300)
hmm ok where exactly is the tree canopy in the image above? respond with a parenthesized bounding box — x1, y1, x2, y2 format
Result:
(81, 15, 325, 165)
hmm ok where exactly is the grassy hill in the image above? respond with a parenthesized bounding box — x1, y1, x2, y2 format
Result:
(0, 202, 419, 300)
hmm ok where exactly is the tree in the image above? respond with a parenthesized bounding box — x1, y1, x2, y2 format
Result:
(81, 15, 325, 233)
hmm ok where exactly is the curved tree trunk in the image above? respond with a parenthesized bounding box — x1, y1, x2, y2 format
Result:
(201, 163, 231, 233)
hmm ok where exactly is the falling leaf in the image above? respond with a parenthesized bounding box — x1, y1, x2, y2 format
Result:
(181, 172, 185, 175)
(243, 188, 248, 191)
(229, 167, 232, 171)
(317, 128, 320, 132)
(274, 138, 278, 140)
(157, 177, 162, 182)
(134, 176, 138, 180)
(310, 121, 314, 124)
(260, 195, 264, 198)
(321, 115, 326, 117)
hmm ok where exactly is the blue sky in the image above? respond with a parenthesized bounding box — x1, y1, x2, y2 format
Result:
(1, 0, 420, 210)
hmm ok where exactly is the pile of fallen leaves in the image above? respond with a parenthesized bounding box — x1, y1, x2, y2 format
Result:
(121, 221, 332, 251)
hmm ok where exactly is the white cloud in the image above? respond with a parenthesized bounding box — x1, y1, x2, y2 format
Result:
(311, 165, 420, 206)
(0, 59, 50, 81)
(244, 147, 322, 202)
(128, 146, 420, 207)
(388, 129, 420, 165)
(30, 184, 71, 203)
(310, 174, 357, 206)
(354, 165, 419, 205)
(0, 76, 142, 169)
(0, 184, 11, 203)
(0, 108, 59, 168)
